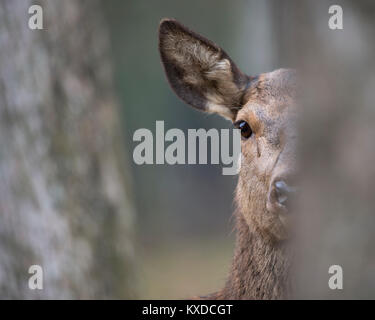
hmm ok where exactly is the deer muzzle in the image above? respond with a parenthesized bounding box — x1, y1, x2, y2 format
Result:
(267, 178, 297, 214)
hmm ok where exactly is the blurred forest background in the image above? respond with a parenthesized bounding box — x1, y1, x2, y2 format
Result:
(1, 0, 375, 299)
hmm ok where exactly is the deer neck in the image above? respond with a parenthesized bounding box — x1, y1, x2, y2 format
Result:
(220, 212, 291, 300)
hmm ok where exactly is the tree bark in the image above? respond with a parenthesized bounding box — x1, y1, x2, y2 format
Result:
(277, 0, 375, 299)
(0, 0, 135, 299)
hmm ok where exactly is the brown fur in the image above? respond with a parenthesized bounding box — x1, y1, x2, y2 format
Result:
(208, 214, 292, 299)
(158, 19, 297, 299)
(159, 18, 250, 120)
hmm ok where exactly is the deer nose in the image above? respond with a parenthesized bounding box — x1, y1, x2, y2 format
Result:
(275, 181, 291, 205)
(269, 179, 297, 209)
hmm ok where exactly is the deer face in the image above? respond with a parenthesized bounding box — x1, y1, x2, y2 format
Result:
(159, 19, 297, 241)
(235, 70, 297, 241)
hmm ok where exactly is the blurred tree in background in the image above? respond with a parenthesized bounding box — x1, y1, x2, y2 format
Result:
(0, 0, 135, 298)
(281, 0, 375, 299)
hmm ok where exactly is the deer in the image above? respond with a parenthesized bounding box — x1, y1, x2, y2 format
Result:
(158, 19, 297, 299)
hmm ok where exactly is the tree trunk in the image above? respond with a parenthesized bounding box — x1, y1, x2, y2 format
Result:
(0, 0, 135, 299)
(276, 0, 375, 299)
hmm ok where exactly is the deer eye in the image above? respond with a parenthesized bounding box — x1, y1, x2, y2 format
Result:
(234, 120, 253, 139)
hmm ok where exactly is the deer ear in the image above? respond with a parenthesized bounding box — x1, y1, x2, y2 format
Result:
(159, 19, 249, 121)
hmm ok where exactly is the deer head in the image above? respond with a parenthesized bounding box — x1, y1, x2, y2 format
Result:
(159, 19, 297, 242)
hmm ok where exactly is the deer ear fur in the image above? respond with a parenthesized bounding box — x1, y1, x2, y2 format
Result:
(158, 19, 249, 121)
